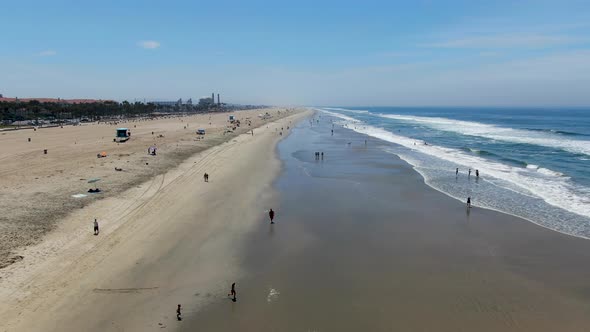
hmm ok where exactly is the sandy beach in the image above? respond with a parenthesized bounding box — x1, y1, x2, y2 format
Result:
(0, 108, 294, 269)
(0, 108, 309, 331)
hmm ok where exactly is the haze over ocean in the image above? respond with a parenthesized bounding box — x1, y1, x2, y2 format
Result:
(320, 107, 590, 238)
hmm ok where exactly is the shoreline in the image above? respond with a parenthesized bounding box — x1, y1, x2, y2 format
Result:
(320, 108, 590, 241)
(406, 156, 590, 241)
(326, 108, 590, 242)
(0, 109, 312, 331)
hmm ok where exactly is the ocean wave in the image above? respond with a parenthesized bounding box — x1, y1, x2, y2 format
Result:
(500, 158, 528, 167)
(372, 113, 590, 156)
(537, 168, 565, 177)
(461, 147, 497, 157)
(321, 109, 590, 222)
(322, 107, 369, 114)
(525, 128, 589, 137)
(317, 109, 361, 123)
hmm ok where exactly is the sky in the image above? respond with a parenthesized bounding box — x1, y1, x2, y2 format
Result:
(1, 0, 590, 106)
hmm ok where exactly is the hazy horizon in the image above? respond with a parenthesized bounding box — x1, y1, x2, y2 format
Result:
(2, 0, 590, 107)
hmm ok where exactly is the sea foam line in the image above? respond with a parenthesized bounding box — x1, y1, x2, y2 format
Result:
(371, 113, 590, 156)
(321, 109, 590, 221)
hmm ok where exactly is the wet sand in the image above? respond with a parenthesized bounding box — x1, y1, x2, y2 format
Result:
(182, 114, 590, 331)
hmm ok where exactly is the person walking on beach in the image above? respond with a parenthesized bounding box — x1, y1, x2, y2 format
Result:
(203, 173, 209, 182)
(176, 304, 182, 321)
(467, 197, 472, 208)
(269, 209, 275, 224)
(93, 219, 99, 235)
(228, 282, 237, 302)
(456, 168, 459, 176)
(321, 152, 324, 160)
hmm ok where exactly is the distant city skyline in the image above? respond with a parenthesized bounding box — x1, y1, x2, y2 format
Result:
(1, 0, 590, 106)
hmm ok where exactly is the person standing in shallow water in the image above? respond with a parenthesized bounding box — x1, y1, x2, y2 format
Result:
(456, 168, 459, 176)
(269, 209, 275, 224)
(228, 283, 237, 302)
(476, 169, 479, 177)
(467, 197, 472, 208)
(468, 169, 472, 177)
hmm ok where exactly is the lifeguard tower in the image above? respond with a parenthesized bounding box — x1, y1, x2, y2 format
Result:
(116, 128, 130, 142)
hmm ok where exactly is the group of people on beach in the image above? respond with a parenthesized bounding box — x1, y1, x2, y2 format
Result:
(455, 168, 480, 209)
(178, 282, 238, 320)
(455, 167, 480, 178)
(174, 209, 277, 320)
(314, 152, 324, 160)
(93, 204, 278, 322)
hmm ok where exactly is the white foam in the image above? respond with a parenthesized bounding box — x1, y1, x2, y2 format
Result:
(526, 164, 539, 169)
(374, 113, 590, 156)
(321, 109, 590, 220)
(537, 168, 565, 177)
(322, 107, 369, 114)
(317, 109, 361, 123)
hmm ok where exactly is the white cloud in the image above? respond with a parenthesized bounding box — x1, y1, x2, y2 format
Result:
(38, 50, 57, 56)
(422, 34, 587, 49)
(137, 40, 160, 49)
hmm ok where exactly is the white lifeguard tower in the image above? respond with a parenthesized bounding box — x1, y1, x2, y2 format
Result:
(116, 128, 130, 142)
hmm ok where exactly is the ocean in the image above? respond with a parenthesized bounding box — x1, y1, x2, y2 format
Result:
(318, 107, 590, 239)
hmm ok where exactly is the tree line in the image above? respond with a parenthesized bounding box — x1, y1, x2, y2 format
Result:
(0, 100, 160, 122)
(0, 100, 211, 123)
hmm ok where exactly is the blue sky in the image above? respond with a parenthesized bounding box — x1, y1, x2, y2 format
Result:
(1, 0, 590, 106)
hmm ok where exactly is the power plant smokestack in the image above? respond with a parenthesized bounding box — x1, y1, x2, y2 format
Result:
(217, 94, 220, 106)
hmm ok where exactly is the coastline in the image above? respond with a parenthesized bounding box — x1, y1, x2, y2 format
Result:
(181, 113, 590, 331)
(320, 108, 590, 240)
(0, 109, 312, 331)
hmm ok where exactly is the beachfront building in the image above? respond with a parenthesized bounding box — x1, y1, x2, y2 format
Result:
(151, 99, 182, 107)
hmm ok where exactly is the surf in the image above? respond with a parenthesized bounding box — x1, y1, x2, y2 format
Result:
(371, 113, 590, 157)
(320, 108, 590, 239)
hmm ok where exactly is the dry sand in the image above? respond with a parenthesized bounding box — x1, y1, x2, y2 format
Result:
(0, 108, 292, 269)
(0, 108, 310, 331)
